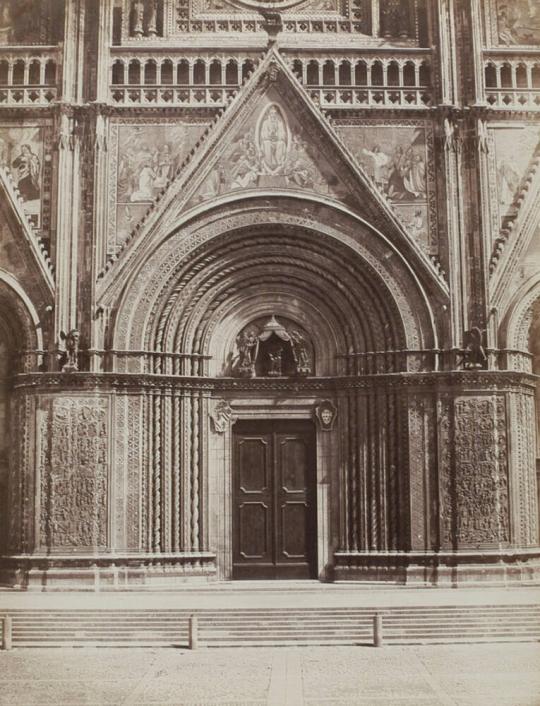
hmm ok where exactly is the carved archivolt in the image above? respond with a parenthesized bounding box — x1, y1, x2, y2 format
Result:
(107, 199, 441, 371)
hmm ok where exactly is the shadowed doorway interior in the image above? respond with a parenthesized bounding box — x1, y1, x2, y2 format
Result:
(233, 419, 317, 579)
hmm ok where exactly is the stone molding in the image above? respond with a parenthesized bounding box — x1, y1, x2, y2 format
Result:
(12, 370, 538, 393)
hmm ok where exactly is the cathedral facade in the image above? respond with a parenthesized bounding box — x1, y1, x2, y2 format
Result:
(0, 0, 539, 589)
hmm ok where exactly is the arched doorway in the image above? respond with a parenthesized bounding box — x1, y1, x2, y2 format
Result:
(105, 200, 439, 580)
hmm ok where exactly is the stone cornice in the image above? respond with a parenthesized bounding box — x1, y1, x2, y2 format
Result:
(12, 370, 538, 394)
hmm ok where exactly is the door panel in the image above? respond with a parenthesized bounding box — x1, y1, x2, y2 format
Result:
(238, 437, 269, 493)
(238, 502, 269, 558)
(235, 436, 272, 568)
(280, 501, 308, 557)
(233, 420, 316, 579)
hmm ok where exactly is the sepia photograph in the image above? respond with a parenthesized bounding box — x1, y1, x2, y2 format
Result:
(0, 0, 539, 704)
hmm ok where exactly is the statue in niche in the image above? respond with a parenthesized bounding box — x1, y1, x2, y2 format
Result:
(267, 348, 283, 377)
(147, 0, 157, 36)
(237, 327, 259, 377)
(132, 0, 145, 37)
(234, 316, 313, 378)
(290, 329, 311, 375)
(60, 329, 80, 372)
(462, 327, 487, 370)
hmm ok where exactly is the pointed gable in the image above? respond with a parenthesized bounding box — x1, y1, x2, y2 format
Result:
(98, 48, 448, 301)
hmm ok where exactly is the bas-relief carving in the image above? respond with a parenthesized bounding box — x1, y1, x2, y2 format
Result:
(39, 397, 109, 551)
(191, 99, 348, 208)
(198, 0, 341, 13)
(0, 123, 52, 231)
(496, 0, 540, 45)
(336, 122, 437, 253)
(107, 120, 209, 252)
(489, 125, 540, 229)
(440, 396, 509, 547)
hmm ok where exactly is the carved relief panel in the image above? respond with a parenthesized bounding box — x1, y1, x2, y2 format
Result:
(439, 395, 509, 548)
(38, 397, 109, 551)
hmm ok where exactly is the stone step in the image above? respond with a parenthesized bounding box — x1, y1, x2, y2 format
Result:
(10, 615, 540, 625)
(5, 605, 540, 613)
(6, 612, 540, 623)
(3, 605, 539, 647)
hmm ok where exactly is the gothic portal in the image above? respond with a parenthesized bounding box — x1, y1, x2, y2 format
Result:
(0, 0, 539, 589)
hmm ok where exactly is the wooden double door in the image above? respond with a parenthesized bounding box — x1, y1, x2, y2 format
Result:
(233, 420, 317, 579)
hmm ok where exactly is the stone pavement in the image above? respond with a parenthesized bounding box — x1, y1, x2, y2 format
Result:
(1, 643, 539, 705)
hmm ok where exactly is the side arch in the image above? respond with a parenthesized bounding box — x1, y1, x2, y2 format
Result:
(0, 273, 41, 552)
(500, 273, 540, 369)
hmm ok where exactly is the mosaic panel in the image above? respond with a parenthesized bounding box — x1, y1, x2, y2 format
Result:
(0, 122, 53, 233)
(107, 119, 209, 252)
(336, 121, 437, 253)
(489, 124, 540, 229)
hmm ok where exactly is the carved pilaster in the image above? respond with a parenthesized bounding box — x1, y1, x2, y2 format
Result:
(436, 0, 458, 106)
(509, 391, 538, 547)
(62, 0, 86, 104)
(408, 393, 438, 551)
(96, 0, 113, 102)
(440, 111, 467, 347)
(54, 103, 81, 341)
(161, 387, 173, 553)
